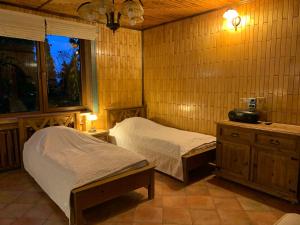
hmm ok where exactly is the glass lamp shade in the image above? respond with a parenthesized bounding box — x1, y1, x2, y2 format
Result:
(88, 114, 98, 121)
(129, 15, 144, 25)
(77, 0, 112, 22)
(223, 9, 239, 20)
(98, 0, 113, 14)
(77, 2, 100, 22)
(121, 0, 144, 21)
(78, 0, 145, 31)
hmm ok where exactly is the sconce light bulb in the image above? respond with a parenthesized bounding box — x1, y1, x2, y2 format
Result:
(223, 9, 239, 20)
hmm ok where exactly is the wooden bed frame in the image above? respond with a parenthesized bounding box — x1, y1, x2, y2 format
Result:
(18, 111, 155, 225)
(106, 106, 216, 185)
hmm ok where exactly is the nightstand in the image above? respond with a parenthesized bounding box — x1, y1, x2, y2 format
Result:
(83, 129, 109, 142)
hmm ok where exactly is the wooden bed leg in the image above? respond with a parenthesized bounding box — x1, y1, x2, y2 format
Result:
(182, 157, 189, 185)
(148, 170, 155, 199)
(71, 195, 85, 225)
(74, 208, 85, 225)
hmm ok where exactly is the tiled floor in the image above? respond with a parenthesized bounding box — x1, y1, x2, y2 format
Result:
(0, 170, 299, 225)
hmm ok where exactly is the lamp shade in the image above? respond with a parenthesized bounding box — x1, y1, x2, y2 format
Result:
(88, 114, 98, 121)
(223, 9, 239, 20)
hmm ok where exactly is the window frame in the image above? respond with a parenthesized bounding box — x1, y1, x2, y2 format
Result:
(39, 39, 87, 112)
(0, 40, 44, 118)
(0, 37, 89, 118)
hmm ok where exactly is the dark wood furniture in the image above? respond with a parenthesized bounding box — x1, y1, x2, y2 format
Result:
(0, 119, 20, 171)
(106, 106, 216, 185)
(216, 121, 300, 203)
(18, 111, 155, 225)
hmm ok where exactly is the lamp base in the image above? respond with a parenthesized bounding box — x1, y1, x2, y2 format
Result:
(88, 128, 97, 133)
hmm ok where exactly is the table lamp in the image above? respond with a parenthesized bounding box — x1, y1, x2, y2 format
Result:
(88, 114, 97, 133)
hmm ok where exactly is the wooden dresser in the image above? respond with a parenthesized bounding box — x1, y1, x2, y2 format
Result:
(216, 121, 300, 203)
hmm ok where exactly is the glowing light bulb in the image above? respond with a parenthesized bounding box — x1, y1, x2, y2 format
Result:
(223, 9, 239, 20)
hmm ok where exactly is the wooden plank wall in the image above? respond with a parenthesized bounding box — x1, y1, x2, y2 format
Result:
(143, 0, 300, 135)
(96, 25, 142, 129)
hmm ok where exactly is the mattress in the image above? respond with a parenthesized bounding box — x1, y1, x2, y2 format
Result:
(109, 117, 216, 181)
(23, 126, 148, 219)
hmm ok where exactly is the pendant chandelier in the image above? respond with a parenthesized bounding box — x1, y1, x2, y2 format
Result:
(77, 0, 144, 32)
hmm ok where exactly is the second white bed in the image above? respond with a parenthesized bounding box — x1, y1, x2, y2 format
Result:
(109, 117, 216, 181)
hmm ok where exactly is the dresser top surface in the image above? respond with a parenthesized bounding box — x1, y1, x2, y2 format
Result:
(218, 121, 300, 136)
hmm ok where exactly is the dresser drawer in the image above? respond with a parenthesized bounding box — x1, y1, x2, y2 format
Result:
(221, 127, 252, 143)
(255, 134, 296, 151)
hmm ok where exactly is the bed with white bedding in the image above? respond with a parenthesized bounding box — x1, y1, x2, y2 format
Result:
(106, 106, 216, 183)
(18, 112, 155, 225)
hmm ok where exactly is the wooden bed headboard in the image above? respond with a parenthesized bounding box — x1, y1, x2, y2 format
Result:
(105, 106, 145, 129)
(18, 111, 80, 152)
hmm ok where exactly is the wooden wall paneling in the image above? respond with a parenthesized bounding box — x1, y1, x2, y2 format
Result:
(96, 25, 142, 129)
(144, 0, 300, 136)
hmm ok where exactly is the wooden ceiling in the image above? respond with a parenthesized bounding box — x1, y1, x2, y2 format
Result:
(0, 0, 243, 30)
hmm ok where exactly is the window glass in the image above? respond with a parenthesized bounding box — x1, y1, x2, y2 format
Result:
(45, 35, 82, 108)
(0, 37, 39, 114)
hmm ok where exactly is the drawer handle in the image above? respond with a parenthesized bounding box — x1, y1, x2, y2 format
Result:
(291, 157, 299, 161)
(231, 132, 240, 137)
(269, 139, 280, 145)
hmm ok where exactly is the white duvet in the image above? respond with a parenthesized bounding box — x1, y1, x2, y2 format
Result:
(23, 126, 147, 219)
(109, 117, 216, 181)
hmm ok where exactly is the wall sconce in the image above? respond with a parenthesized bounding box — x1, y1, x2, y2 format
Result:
(87, 114, 98, 133)
(223, 9, 241, 31)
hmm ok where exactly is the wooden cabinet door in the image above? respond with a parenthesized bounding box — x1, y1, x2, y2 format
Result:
(0, 128, 20, 171)
(219, 141, 251, 180)
(252, 147, 299, 195)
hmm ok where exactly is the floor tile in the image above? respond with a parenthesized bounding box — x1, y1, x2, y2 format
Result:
(22, 204, 54, 219)
(43, 219, 69, 225)
(140, 196, 163, 208)
(0, 191, 22, 204)
(13, 191, 42, 204)
(133, 223, 162, 225)
(217, 210, 252, 225)
(237, 197, 271, 211)
(213, 197, 243, 210)
(190, 209, 221, 225)
(10, 217, 46, 225)
(1, 170, 300, 225)
(0, 204, 32, 218)
(47, 208, 68, 221)
(186, 196, 215, 209)
(0, 218, 15, 225)
(134, 206, 162, 223)
(246, 211, 281, 225)
(162, 196, 187, 208)
(185, 184, 209, 196)
(163, 207, 192, 224)
(109, 209, 135, 223)
(161, 183, 185, 196)
(208, 188, 236, 198)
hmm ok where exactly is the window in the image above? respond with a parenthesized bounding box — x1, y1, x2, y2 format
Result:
(45, 35, 82, 108)
(0, 37, 40, 114)
(0, 35, 86, 115)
